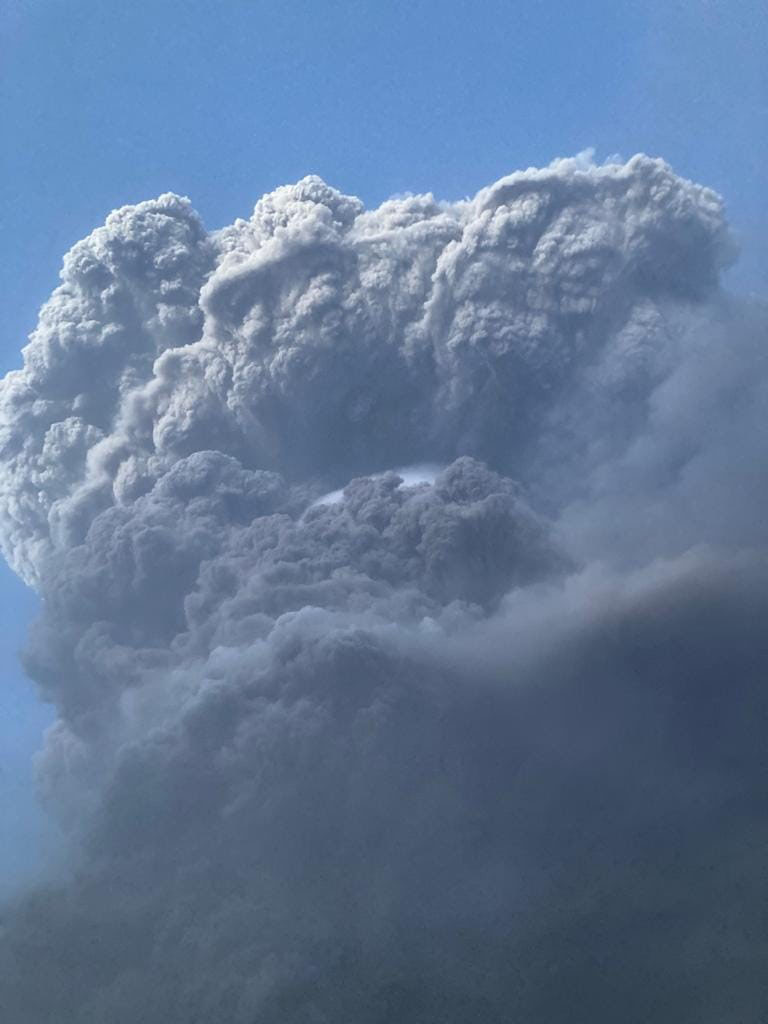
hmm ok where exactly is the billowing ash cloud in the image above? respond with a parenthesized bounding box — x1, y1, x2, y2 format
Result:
(1, 155, 768, 1023)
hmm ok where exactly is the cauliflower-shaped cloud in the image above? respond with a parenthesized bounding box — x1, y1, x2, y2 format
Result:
(2, 156, 767, 1024)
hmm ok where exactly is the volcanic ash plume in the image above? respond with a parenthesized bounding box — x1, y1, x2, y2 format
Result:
(1, 155, 768, 1023)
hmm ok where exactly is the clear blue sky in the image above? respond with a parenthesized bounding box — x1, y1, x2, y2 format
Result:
(0, 0, 765, 890)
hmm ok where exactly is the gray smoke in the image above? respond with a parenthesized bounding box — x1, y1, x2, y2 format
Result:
(1, 154, 767, 1022)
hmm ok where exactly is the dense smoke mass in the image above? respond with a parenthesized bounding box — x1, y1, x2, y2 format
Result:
(1, 155, 767, 1022)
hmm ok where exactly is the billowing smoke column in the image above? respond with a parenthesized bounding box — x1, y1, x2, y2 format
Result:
(1, 156, 768, 1022)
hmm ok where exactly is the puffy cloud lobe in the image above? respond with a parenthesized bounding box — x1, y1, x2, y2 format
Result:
(25, 455, 558, 735)
(0, 154, 729, 585)
(1, 155, 767, 1023)
(0, 193, 213, 583)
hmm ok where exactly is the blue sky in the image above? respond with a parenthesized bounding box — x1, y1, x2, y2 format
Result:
(0, 0, 765, 890)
